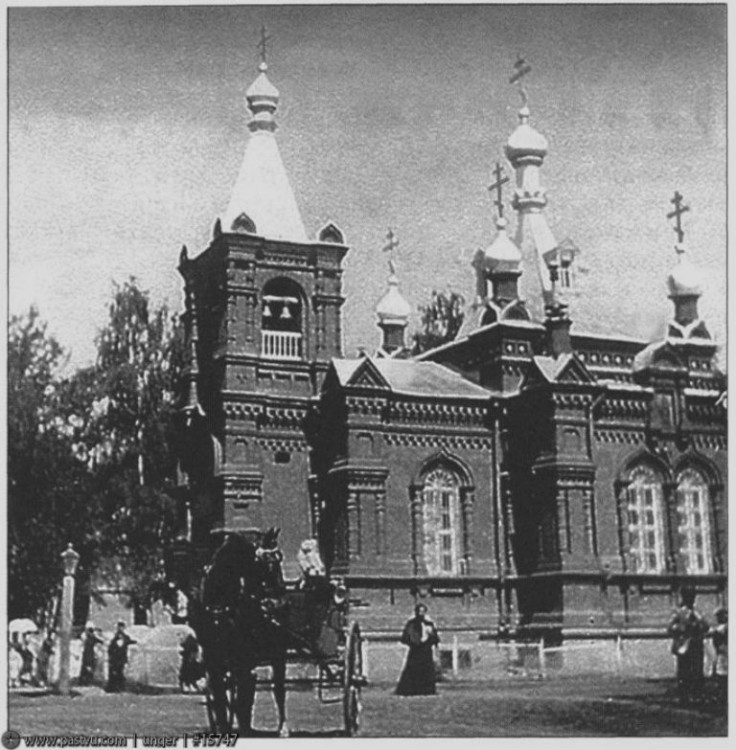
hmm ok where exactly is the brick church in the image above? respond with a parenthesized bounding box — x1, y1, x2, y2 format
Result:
(174, 55, 727, 641)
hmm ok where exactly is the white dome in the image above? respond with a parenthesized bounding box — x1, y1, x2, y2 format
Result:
(505, 107, 548, 163)
(376, 274, 411, 323)
(667, 248, 703, 297)
(483, 217, 522, 273)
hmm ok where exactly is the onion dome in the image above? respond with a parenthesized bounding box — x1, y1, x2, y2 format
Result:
(246, 61, 280, 133)
(667, 245, 703, 298)
(505, 106, 548, 165)
(483, 216, 522, 274)
(376, 264, 412, 324)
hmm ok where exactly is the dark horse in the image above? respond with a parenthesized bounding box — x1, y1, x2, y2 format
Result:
(189, 529, 291, 736)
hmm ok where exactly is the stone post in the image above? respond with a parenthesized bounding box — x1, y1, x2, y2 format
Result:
(58, 543, 80, 696)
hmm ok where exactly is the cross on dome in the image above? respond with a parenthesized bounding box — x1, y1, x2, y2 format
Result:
(667, 190, 690, 245)
(509, 57, 532, 107)
(488, 162, 510, 219)
(382, 228, 400, 255)
(257, 24, 273, 67)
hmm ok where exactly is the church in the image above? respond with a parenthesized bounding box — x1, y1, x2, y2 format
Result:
(173, 52, 727, 646)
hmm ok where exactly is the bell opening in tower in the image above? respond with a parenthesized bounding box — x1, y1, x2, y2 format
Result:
(261, 277, 304, 360)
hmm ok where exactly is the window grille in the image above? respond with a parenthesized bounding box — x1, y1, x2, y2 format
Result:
(625, 466, 665, 573)
(676, 469, 712, 574)
(422, 469, 462, 576)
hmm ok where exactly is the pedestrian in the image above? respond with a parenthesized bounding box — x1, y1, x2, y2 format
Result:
(667, 587, 708, 705)
(79, 623, 104, 686)
(179, 633, 204, 693)
(395, 603, 440, 696)
(35, 633, 54, 687)
(709, 607, 727, 705)
(18, 633, 37, 686)
(106, 621, 136, 693)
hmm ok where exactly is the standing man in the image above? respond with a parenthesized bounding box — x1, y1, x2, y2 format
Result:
(106, 621, 136, 693)
(79, 624, 104, 686)
(395, 603, 440, 696)
(668, 588, 709, 705)
(710, 607, 727, 705)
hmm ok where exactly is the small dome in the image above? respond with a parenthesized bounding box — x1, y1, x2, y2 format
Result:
(483, 217, 522, 274)
(505, 107, 548, 163)
(376, 273, 411, 324)
(667, 246, 702, 297)
(246, 62, 280, 101)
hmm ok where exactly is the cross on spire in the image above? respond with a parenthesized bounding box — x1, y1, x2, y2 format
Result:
(667, 190, 690, 244)
(488, 162, 510, 219)
(257, 24, 273, 65)
(382, 228, 400, 254)
(509, 56, 532, 106)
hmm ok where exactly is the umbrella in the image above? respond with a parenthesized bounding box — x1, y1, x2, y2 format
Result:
(8, 618, 39, 635)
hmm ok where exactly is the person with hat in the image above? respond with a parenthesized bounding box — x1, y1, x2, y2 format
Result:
(709, 606, 727, 705)
(79, 623, 104, 686)
(395, 603, 440, 696)
(106, 621, 137, 693)
(668, 588, 709, 705)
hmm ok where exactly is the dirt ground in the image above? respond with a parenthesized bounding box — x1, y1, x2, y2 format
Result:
(8, 676, 728, 738)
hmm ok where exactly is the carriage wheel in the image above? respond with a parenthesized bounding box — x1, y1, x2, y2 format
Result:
(343, 622, 364, 736)
(205, 672, 237, 733)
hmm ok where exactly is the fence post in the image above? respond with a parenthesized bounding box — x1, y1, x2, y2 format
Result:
(452, 636, 459, 677)
(615, 634, 623, 677)
(538, 637, 546, 679)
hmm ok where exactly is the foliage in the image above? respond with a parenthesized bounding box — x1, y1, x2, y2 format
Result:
(412, 289, 466, 354)
(7, 281, 186, 622)
(7, 308, 97, 622)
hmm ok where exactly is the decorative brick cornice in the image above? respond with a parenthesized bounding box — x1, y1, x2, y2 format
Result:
(256, 437, 307, 453)
(598, 396, 650, 420)
(222, 472, 264, 503)
(388, 400, 488, 428)
(384, 432, 492, 450)
(691, 434, 727, 451)
(593, 429, 646, 445)
(551, 392, 594, 410)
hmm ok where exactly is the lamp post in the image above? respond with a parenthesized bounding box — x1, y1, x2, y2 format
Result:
(58, 543, 80, 696)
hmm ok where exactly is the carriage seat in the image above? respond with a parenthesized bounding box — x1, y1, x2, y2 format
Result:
(284, 577, 347, 657)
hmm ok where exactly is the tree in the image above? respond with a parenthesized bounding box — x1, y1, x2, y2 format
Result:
(412, 289, 466, 354)
(83, 279, 186, 608)
(7, 308, 97, 622)
(7, 281, 186, 623)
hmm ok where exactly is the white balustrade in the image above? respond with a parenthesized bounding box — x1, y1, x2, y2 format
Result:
(261, 330, 302, 360)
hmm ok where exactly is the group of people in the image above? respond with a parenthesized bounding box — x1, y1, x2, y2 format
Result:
(79, 620, 138, 692)
(668, 589, 727, 705)
(9, 632, 54, 688)
(393, 591, 728, 703)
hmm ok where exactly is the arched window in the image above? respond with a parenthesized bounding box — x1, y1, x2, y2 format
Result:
(261, 278, 303, 360)
(422, 468, 462, 576)
(625, 465, 666, 574)
(676, 468, 712, 574)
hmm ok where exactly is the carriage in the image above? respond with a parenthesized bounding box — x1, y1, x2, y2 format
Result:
(188, 530, 366, 737)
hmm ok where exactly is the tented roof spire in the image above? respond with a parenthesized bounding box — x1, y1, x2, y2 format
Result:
(220, 39, 307, 243)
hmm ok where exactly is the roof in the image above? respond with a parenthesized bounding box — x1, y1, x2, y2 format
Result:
(332, 357, 491, 400)
(221, 65, 307, 243)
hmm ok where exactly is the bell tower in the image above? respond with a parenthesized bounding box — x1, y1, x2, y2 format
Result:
(177, 46, 349, 575)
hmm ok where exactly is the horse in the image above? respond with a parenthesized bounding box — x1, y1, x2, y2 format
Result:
(189, 529, 291, 737)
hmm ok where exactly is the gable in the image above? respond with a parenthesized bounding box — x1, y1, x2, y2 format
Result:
(555, 354, 594, 384)
(346, 357, 390, 390)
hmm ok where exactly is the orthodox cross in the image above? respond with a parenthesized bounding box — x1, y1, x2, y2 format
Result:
(382, 227, 400, 254)
(488, 162, 510, 219)
(257, 24, 272, 64)
(509, 56, 532, 106)
(667, 190, 690, 244)
(382, 228, 400, 275)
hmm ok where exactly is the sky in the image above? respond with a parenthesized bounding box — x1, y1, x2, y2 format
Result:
(8, 3, 727, 372)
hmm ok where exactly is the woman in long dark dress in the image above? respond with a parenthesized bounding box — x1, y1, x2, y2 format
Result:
(395, 604, 439, 696)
